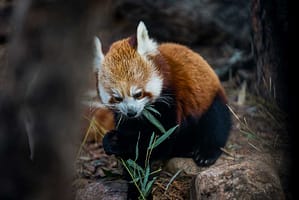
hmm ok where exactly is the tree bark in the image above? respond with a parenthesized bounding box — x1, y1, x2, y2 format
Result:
(251, 0, 287, 110)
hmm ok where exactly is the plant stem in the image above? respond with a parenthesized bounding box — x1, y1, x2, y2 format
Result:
(121, 159, 146, 200)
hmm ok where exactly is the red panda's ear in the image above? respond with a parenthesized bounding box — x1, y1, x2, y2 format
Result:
(128, 34, 137, 49)
(136, 21, 158, 57)
(93, 36, 104, 72)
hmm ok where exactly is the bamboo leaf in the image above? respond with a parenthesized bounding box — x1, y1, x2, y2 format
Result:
(126, 159, 144, 175)
(120, 105, 180, 200)
(144, 132, 157, 167)
(145, 133, 155, 171)
(153, 125, 178, 148)
(144, 178, 156, 197)
(135, 132, 141, 162)
(142, 109, 165, 133)
(137, 167, 142, 184)
(142, 165, 150, 192)
(145, 106, 161, 116)
(120, 159, 146, 200)
(148, 133, 155, 150)
(133, 132, 141, 178)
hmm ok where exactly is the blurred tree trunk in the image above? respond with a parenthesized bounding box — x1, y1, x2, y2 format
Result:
(251, 1, 292, 198)
(251, 0, 287, 110)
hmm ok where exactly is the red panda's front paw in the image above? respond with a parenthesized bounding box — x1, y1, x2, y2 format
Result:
(193, 148, 222, 167)
(102, 130, 123, 156)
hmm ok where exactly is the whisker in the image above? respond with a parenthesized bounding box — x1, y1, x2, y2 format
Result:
(115, 113, 126, 128)
(156, 94, 173, 106)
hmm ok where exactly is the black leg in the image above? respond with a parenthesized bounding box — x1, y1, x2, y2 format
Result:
(192, 96, 231, 166)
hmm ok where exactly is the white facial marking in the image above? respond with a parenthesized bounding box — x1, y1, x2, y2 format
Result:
(98, 85, 111, 104)
(94, 37, 104, 72)
(117, 97, 148, 117)
(111, 89, 122, 99)
(95, 22, 162, 117)
(145, 72, 163, 99)
(137, 21, 158, 57)
(113, 87, 149, 117)
(130, 86, 142, 97)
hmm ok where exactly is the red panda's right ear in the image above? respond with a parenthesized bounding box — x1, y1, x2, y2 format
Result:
(136, 21, 158, 57)
(93, 36, 104, 72)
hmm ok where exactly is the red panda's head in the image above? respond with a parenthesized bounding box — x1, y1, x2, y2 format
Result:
(93, 22, 163, 118)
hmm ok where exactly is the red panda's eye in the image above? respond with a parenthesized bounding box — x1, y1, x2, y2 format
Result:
(113, 96, 123, 103)
(133, 91, 143, 99)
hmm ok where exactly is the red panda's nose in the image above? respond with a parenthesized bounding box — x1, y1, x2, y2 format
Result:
(127, 110, 137, 118)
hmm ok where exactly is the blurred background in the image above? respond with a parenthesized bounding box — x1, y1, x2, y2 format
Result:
(0, 0, 290, 199)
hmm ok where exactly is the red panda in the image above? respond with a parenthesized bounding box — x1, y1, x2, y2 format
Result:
(93, 21, 231, 167)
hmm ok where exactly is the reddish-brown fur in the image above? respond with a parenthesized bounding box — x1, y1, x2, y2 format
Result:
(156, 43, 226, 122)
(99, 38, 154, 98)
(81, 107, 115, 142)
(101, 38, 226, 123)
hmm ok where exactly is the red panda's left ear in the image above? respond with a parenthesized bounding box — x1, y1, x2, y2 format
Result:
(136, 21, 158, 57)
(93, 36, 104, 72)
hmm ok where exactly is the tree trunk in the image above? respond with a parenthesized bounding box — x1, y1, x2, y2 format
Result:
(251, 0, 287, 110)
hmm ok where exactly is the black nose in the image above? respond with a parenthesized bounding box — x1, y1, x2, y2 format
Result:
(127, 111, 137, 118)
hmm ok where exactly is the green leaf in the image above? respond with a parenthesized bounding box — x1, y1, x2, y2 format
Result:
(145, 106, 161, 116)
(148, 132, 155, 150)
(153, 125, 179, 149)
(145, 133, 156, 166)
(135, 132, 141, 162)
(126, 159, 144, 175)
(142, 109, 165, 133)
(144, 178, 156, 197)
(137, 166, 142, 183)
(119, 105, 180, 200)
(240, 129, 256, 139)
(142, 165, 150, 192)
(130, 177, 140, 183)
(133, 133, 141, 178)
(120, 159, 146, 200)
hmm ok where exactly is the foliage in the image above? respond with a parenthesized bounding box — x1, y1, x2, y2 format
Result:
(120, 106, 178, 200)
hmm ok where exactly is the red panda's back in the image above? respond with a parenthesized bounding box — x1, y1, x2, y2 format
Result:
(158, 43, 226, 121)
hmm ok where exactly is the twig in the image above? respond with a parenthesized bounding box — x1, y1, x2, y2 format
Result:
(220, 147, 235, 157)
(248, 142, 262, 152)
(165, 169, 183, 191)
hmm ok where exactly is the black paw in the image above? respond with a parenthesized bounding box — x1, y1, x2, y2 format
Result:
(194, 155, 217, 166)
(193, 149, 222, 167)
(102, 130, 122, 156)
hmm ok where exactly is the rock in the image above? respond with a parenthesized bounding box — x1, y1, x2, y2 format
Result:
(190, 155, 285, 200)
(164, 157, 202, 176)
(75, 179, 127, 200)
